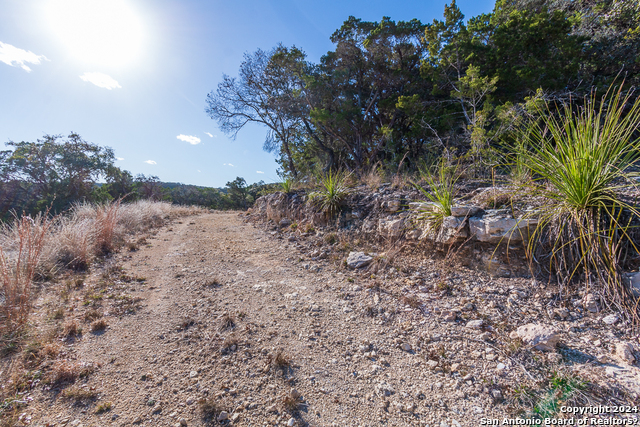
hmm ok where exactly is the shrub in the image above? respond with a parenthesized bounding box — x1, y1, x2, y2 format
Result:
(518, 84, 640, 319)
(308, 170, 351, 219)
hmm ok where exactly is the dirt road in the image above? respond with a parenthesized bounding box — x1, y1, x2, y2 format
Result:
(28, 212, 506, 426)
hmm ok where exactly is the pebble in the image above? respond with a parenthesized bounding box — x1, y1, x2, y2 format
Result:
(217, 411, 229, 421)
(401, 343, 412, 352)
(179, 418, 188, 426)
(466, 320, 484, 329)
(603, 314, 619, 325)
(287, 418, 296, 426)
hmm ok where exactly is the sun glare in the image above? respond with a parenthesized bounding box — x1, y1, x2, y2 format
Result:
(45, 0, 144, 67)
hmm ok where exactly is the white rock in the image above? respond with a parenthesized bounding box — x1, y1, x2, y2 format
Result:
(217, 411, 229, 421)
(401, 343, 412, 352)
(346, 252, 373, 269)
(466, 320, 484, 329)
(614, 342, 636, 364)
(516, 324, 560, 351)
(623, 272, 640, 297)
(496, 363, 507, 371)
(603, 314, 619, 325)
(287, 418, 296, 426)
(378, 218, 404, 238)
(469, 216, 537, 243)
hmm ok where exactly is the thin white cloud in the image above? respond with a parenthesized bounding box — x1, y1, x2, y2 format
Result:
(177, 134, 201, 145)
(256, 171, 264, 174)
(116, 157, 124, 161)
(144, 160, 156, 165)
(0, 42, 48, 72)
(79, 72, 121, 90)
(223, 163, 234, 167)
(205, 132, 214, 138)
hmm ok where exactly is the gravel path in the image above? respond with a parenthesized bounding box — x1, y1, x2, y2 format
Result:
(27, 212, 529, 426)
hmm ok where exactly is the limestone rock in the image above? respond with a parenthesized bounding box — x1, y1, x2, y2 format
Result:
(516, 324, 560, 351)
(469, 215, 537, 244)
(614, 342, 636, 364)
(378, 218, 404, 238)
(603, 314, 619, 325)
(450, 205, 482, 217)
(466, 320, 484, 329)
(346, 252, 373, 269)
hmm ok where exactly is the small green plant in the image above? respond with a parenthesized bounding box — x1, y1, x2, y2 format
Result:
(308, 170, 351, 219)
(533, 372, 586, 419)
(412, 160, 460, 233)
(518, 83, 640, 320)
(280, 178, 294, 193)
(95, 401, 112, 414)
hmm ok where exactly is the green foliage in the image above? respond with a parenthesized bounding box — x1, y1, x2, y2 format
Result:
(518, 83, 640, 317)
(280, 178, 294, 193)
(308, 170, 351, 219)
(412, 160, 460, 232)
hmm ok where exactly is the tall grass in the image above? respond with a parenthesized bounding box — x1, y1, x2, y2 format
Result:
(0, 201, 203, 337)
(309, 170, 351, 219)
(0, 214, 51, 337)
(518, 84, 640, 320)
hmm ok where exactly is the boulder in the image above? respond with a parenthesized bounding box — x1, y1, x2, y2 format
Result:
(346, 252, 373, 269)
(469, 215, 537, 244)
(516, 324, 560, 351)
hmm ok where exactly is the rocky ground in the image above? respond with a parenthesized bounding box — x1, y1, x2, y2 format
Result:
(3, 211, 640, 427)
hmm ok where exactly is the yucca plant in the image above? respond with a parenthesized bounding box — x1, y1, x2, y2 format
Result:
(518, 84, 640, 320)
(280, 178, 294, 193)
(308, 170, 351, 219)
(412, 160, 461, 233)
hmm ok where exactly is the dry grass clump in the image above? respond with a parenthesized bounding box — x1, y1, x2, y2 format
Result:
(90, 318, 107, 332)
(62, 385, 98, 400)
(270, 349, 291, 371)
(198, 397, 227, 421)
(62, 319, 81, 337)
(218, 312, 235, 331)
(46, 360, 95, 385)
(0, 214, 51, 337)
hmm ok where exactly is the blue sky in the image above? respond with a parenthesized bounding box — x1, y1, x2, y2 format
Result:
(0, 0, 495, 187)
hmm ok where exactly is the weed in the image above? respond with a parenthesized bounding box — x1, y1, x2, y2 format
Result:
(95, 401, 112, 414)
(218, 313, 235, 331)
(269, 349, 291, 374)
(281, 394, 300, 413)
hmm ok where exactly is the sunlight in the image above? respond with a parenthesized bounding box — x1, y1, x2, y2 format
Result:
(45, 0, 144, 67)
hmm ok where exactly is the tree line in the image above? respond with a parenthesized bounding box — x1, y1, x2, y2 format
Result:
(206, 0, 640, 178)
(0, 133, 266, 220)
